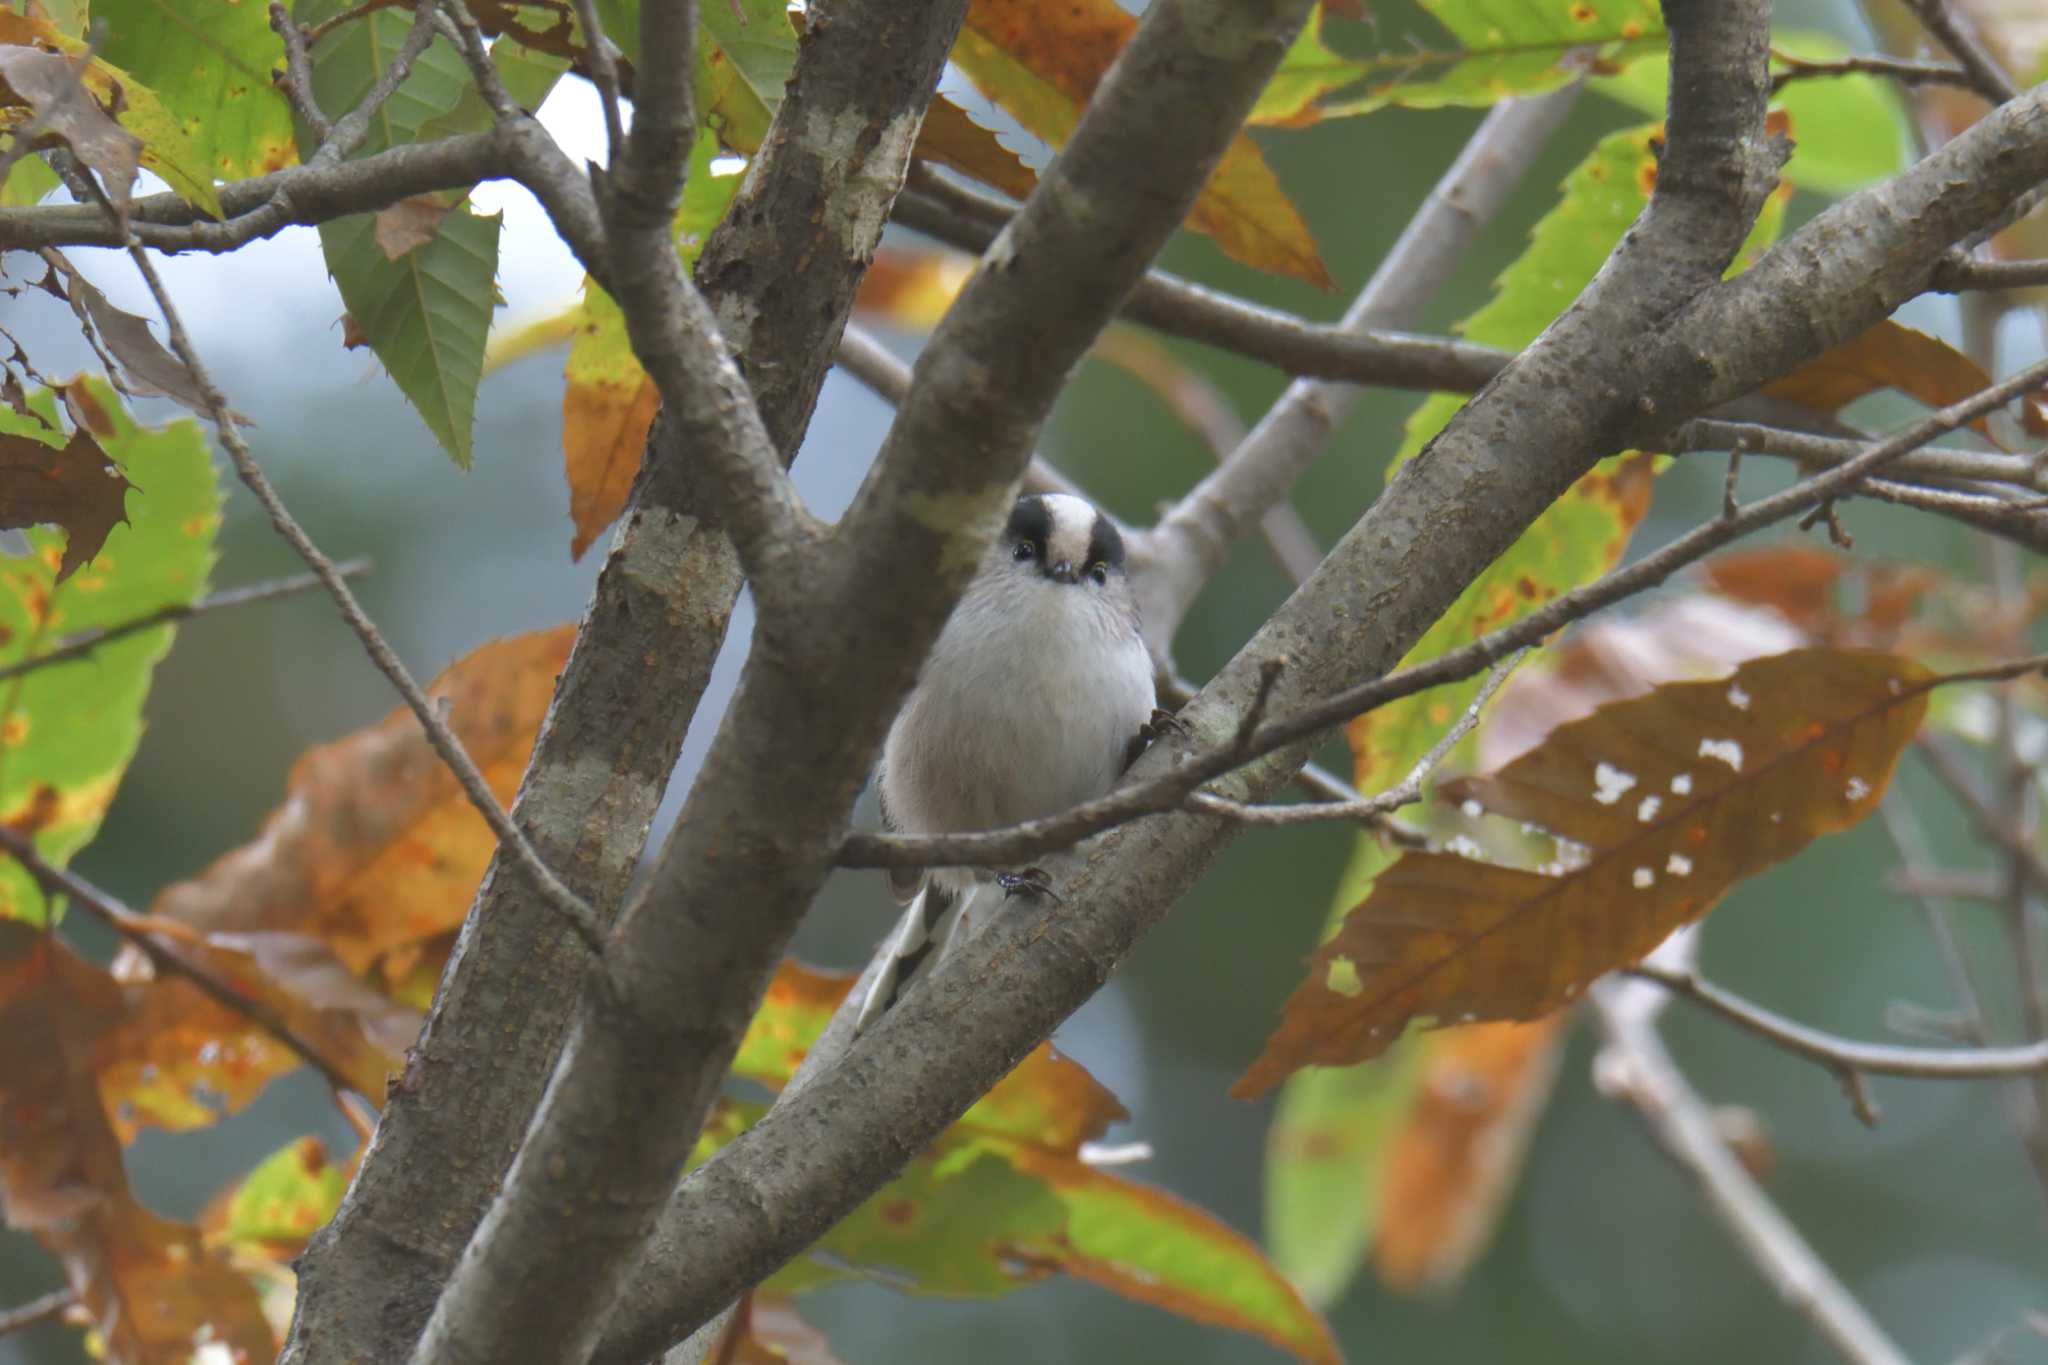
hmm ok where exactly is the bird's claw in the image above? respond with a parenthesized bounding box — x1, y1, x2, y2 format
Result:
(1126, 707, 1190, 771)
(998, 867, 1060, 903)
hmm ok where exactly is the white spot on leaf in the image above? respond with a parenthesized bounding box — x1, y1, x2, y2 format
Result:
(1632, 866, 1655, 889)
(1671, 772, 1694, 795)
(1698, 738, 1743, 770)
(1666, 853, 1692, 877)
(1593, 761, 1638, 804)
(1726, 683, 1751, 710)
(1637, 795, 1661, 823)
(1845, 776, 1871, 801)
(1461, 798, 1484, 819)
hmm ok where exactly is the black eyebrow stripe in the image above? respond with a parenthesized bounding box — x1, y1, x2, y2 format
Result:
(1007, 495, 1052, 549)
(1086, 511, 1125, 567)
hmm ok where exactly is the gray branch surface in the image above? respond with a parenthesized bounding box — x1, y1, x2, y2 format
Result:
(592, 15, 2048, 1361)
(277, 0, 969, 1360)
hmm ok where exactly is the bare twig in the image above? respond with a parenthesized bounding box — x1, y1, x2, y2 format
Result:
(569, 0, 626, 164)
(1770, 50, 1974, 93)
(316, 0, 442, 166)
(1590, 978, 1914, 1365)
(110, 240, 603, 953)
(1192, 648, 1523, 826)
(1902, 0, 2018, 104)
(1677, 417, 2047, 492)
(0, 560, 370, 685)
(1932, 254, 2048, 292)
(1629, 963, 2048, 1080)
(1137, 81, 1587, 642)
(0, 826, 368, 1099)
(0, 1288, 74, 1338)
(269, 1, 330, 139)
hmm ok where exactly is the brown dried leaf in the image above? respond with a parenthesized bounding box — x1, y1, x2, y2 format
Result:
(564, 371, 657, 560)
(1234, 649, 1932, 1096)
(912, 94, 1036, 201)
(374, 193, 454, 261)
(0, 922, 274, 1364)
(1701, 546, 1946, 651)
(1761, 320, 1999, 438)
(0, 43, 140, 205)
(147, 628, 575, 982)
(98, 931, 410, 1140)
(0, 426, 131, 581)
(40, 253, 233, 422)
(1372, 1016, 1566, 1294)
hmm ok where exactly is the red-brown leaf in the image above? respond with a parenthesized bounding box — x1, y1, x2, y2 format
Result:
(0, 426, 131, 582)
(1234, 649, 1932, 1095)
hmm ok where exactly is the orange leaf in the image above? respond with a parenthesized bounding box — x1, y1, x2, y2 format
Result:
(717, 1293, 849, 1365)
(564, 370, 658, 559)
(1234, 648, 1931, 1095)
(1372, 1016, 1566, 1294)
(0, 922, 274, 1364)
(1761, 320, 1998, 437)
(148, 628, 575, 980)
(955, 0, 1329, 287)
(98, 931, 410, 1139)
(1700, 545, 1843, 630)
(853, 248, 976, 330)
(912, 95, 1037, 201)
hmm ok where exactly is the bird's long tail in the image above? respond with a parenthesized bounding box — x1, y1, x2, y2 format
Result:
(854, 880, 972, 1033)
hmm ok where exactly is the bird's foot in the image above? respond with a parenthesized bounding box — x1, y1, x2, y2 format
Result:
(998, 867, 1060, 903)
(1125, 707, 1190, 770)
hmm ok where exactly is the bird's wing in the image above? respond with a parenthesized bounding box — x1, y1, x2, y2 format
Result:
(854, 879, 965, 1033)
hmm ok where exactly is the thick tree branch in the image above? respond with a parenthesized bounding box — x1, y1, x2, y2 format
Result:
(281, 1, 973, 1360)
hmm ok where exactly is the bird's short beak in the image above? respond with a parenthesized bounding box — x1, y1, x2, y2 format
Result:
(1045, 561, 1078, 584)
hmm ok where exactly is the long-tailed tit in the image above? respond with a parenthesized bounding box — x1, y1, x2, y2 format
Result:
(855, 493, 1158, 1032)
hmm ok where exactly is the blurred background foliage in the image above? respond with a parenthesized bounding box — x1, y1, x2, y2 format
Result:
(5, 0, 2046, 1360)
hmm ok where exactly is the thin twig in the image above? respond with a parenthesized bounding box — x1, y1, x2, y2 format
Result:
(1932, 254, 2048, 292)
(110, 238, 603, 953)
(1589, 979, 1914, 1365)
(1916, 735, 2048, 894)
(0, 560, 370, 684)
(316, 0, 442, 166)
(0, 1288, 73, 1338)
(269, 1, 330, 139)
(1193, 648, 1523, 826)
(840, 361, 2048, 873)
(1770, 50, 1975, 93)
(0, 826, 367, 1099)
(1629, 964, 2048, 1080)
(1902, 0, 2018, 104)
(569, 0, 626, 165)
(433, 0, 522, 120)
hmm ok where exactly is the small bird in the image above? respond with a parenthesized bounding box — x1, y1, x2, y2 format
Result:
(856, 492, 1158, 1031)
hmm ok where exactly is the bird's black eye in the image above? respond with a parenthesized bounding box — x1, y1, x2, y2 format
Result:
(1012, 541, 1037, 562)
(1087, 563, 1109, 586)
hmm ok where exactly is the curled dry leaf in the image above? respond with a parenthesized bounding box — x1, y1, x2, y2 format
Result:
(373, 193, 455, 261)
(145, 626, 576, 983)
(1371, 1016, 1566, 1294)
(0, 426, 131, 582)
(1761, 319, 2004, 439)
(0, 922, 275, 1364)
(1235, 648, 1932, 1097)
(0, 42, 141, 206)
(40, 251, 240, 423)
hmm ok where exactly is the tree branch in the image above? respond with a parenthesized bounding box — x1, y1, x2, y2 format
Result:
(1135, 78, 1586, 644)
(1588, 977, 1913, 1365)
(1901, 0, 2017, 104)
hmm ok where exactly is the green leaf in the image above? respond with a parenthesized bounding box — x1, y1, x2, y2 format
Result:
(0, 384, 218, 926)
(293, 0, 500, 464)
(0, 152, 58, 207)
(295, 0, 477, 156)
(1262, 839, 1423, 1306)
(1250, 5, 1365, 125)
(0, 12, 225, 215)
(95, 0, 299, 181)
(1591, 30, 1912, 196)
(209, 1135, 351, 1256)
(318, 203, 503, 468)
(1318, 0, 1665, 114)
